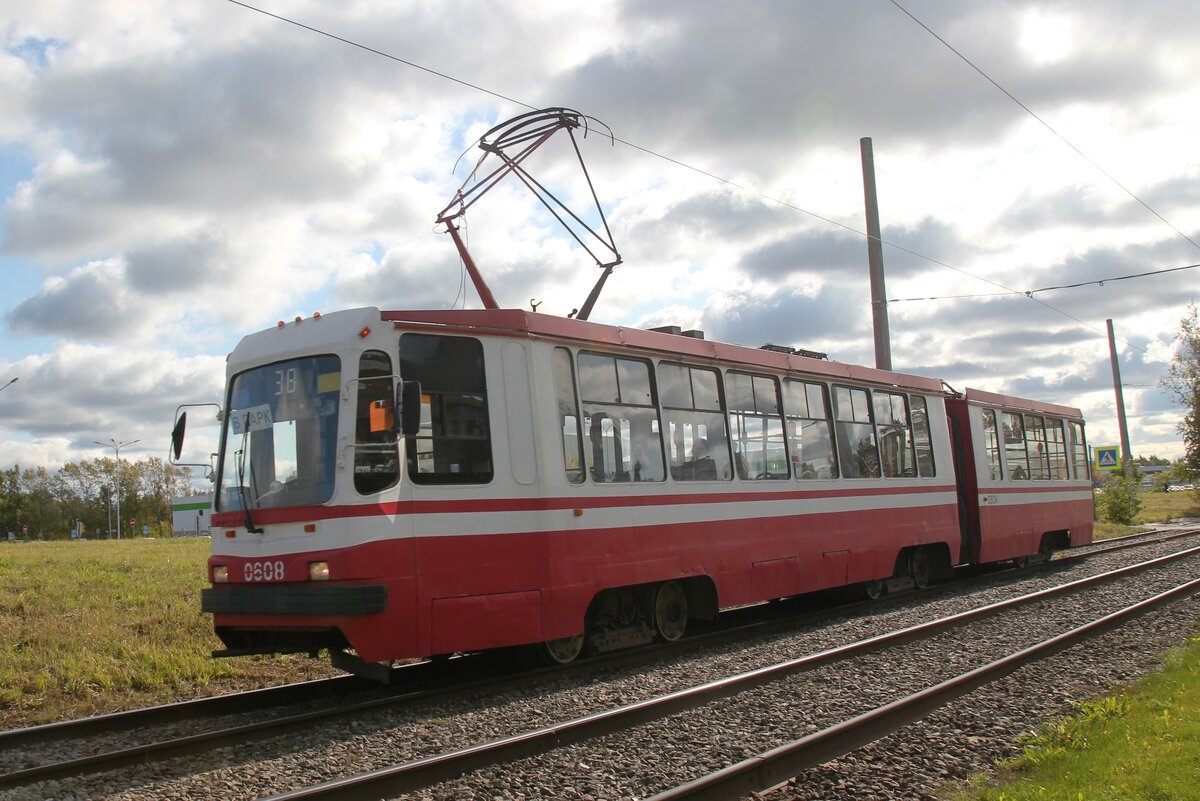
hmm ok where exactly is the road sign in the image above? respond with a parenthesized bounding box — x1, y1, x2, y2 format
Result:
(1094, 446, 1120, 472)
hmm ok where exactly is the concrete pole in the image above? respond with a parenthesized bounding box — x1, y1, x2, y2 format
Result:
(860, 137, 892, 371)
(1106, 319, 1134, 476)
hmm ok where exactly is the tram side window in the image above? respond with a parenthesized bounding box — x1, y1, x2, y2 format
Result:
(578, 352, 664, 482)
(1045, 418, 1069, 479)
(782, 380, 837, 479)
(1069, 420, 1090, 480)
(834, 385, 880, 478)
(874, 391, 917, 478)
(910, 395, 936, 476)
(354, 350, 400, 494)
(399, 334, 493, 485)
(727, 372, 788, 479)
(1024, 414, 1050, 480)
(659, 362, 731, 481)
(981, 409, 1002, 480)
(552, 348, 585, 484)
(1003, 412, 1030, 480)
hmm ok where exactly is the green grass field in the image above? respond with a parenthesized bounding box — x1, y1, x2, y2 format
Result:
(0, 538, 335, 728)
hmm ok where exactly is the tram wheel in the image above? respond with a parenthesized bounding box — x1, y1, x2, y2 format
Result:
(1014, 555, 1030, 569)
(654, 581, 689, 642)
(863, 579, 885, 600)
(910, 548, 933, 590)
(539, 633, 585, 665)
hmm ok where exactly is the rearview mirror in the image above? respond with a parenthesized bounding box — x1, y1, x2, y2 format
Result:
(397, 380, 422, 437)
(171, 412, 187, 461)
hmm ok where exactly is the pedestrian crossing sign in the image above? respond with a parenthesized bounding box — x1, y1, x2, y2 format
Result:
(1093, 446, 1120, 472)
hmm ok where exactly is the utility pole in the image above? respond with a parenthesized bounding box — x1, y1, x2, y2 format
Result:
(1106, 319, 1134, 476)
(860, 137, 892, 371)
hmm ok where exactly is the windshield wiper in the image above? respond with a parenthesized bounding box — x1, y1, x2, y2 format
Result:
(235, 420, 263, 534)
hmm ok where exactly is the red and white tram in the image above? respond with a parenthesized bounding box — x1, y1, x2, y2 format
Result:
(188, 306, 1093, 671)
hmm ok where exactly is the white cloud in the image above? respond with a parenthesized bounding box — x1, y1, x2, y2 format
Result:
(1, 0, 1198, 471)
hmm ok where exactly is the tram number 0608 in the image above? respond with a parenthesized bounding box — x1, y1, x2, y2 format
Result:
(244, 560, 286, 582)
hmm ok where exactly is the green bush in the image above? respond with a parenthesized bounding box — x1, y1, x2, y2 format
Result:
(1098, 471, 1143, 524)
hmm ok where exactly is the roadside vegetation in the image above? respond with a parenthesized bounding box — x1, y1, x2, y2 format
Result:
(1094, 487, 1200, 539)
(0, 538, 335, 729)
(948, 631, 1200, 801)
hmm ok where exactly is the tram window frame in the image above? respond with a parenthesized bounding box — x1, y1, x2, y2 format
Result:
(981, 408, 1003, 481)
(726, 371, 788, 480)
(910, 395, 936, 477)
(833, 385, 881, 479)
(1023, 414, 1051, 480)
(552, 347, 585, 484)
(782, 379, 838, 480)
(1045, 417, 1069, 479)
(399, 333, 493, 485)
(353, 350, 400, 494)
(658, 362, 732, 481)
(1068, 420, 1090, 480)
(873, 391, 917, 478)
(577, 352, 665, 483)
(1003, 412, 1030, 480)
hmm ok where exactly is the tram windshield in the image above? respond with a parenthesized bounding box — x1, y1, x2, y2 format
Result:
(216, 355, 341, 512)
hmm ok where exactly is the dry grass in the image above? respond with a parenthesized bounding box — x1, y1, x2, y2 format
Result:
(0, 538, 336, 729)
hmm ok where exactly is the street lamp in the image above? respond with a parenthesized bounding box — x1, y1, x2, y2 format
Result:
(93, 437, 140, 539)
(0, 377, 17, 393)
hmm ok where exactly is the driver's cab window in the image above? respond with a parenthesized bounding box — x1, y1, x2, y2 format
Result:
(354, 350, 399, 494)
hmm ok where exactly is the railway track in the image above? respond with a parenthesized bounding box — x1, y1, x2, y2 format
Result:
(0, 525, 1191, 789)
(648, 572, 1200, 801)
(1, 526, 1196, 800)
(260, 542, 1200, 800)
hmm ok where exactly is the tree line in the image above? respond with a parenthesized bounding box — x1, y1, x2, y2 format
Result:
(0, 458, 197, 541)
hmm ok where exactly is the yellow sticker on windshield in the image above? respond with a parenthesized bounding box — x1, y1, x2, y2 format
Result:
(316, 372, 341, 394)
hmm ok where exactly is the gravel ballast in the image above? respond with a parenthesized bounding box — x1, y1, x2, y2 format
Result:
(3, 533, 1197, 801)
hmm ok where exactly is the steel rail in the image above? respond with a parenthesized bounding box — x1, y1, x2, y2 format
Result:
(1065, 526, 1199, 560)
(4, 527, 1193, 792)
(0, 674, 374, 751)
(647, 573, 1200, 801)
(4, 523, 1186, 755)
(257, 543, 1200, 801)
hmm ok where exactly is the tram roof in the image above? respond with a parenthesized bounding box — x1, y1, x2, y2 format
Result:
(381, 308, 945, 394)
(961, 387, 1083, 420)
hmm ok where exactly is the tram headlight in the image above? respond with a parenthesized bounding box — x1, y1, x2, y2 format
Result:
(212, 565, 229, 583)
(308, 561, 330, 581)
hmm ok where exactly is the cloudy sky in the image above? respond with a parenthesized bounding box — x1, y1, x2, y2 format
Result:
(2, 0, 1198, 475)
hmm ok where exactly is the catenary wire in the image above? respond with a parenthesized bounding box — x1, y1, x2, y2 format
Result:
(226, 0, 1164, 352)
(891, 262, 1200, 304)
(888, 0, 1200, 253)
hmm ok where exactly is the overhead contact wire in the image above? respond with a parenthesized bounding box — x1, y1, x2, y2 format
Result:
(226, 0, 1164, 352)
